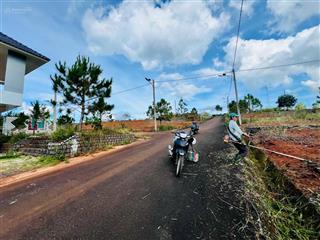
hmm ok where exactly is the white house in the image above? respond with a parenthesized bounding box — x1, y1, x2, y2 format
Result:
(0, 32, 49, 134)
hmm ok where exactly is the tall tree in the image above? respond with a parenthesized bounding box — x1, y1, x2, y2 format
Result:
(189, 107, 199, 120)
(57, 108, 74, 125)
(147, 98, 173, 123)
(88, 96, 114, 129)
(244, 94, 262, 112)
(228, 100, 249, 114)
(215, 105, 223, 112)
(52, 55, 113, 130)
(276, 94, 297, 110)
(30, 101, 50, 135)
(11, 112, 29, 130)
(177, 98, 188, 115)
(50, 73, 64, 131)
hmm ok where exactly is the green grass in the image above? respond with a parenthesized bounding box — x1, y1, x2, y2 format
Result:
(38, 155, 62, 165)
(243, 111, 320, 125)
(0, 154, 66, 178)
(0, 150, 21, 160)
(243, 149, 320, 240)
(158, 125, 176, 131)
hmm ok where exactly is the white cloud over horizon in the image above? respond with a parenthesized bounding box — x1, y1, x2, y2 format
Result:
(204, 25, 320, 91)
(82, 0, 230, 70)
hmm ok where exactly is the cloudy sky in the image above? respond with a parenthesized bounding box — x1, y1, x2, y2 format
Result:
(2, 0, 320, 120)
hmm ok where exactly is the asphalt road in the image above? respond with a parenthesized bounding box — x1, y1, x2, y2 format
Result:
(0, 117, 251, 239)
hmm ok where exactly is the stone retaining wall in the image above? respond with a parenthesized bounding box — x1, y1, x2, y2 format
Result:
(12, 134, 135, 157)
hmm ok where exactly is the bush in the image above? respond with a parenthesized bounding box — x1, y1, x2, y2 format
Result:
(9, 132, 29, 144)
(159, 125, 176, 131)
(50, 125, 76, 142)
(0, 134, 11, 144)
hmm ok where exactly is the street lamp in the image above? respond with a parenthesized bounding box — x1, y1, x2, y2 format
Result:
(145, 77, 157, 132)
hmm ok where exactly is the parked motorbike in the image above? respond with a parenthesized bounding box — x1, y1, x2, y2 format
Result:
(168, 131, 197, 177)
(191, 121, 199, 135)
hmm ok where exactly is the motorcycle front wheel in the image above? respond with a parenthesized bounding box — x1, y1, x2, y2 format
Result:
(176, 155, 184, 177)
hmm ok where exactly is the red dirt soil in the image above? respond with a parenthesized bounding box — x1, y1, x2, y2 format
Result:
(255, 127, 320, 197)
(82, 120, 192, 132)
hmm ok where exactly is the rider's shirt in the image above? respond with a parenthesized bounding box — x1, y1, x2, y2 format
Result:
(228, 120, 243, 142)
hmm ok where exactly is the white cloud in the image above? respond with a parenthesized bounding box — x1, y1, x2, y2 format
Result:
(219, 25, 320, 89)
(229, 0, 257, 17)
(82, 0, 230, 70)
(158, 73, 211, 100)
(267, 0, 320, 34)
(301, 80, 319, 93)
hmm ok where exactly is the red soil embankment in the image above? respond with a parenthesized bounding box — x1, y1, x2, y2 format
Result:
(255, 127, 320, 197)
(82, 120, 191, 132)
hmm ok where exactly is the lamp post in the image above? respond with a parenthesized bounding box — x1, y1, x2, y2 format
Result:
(145, 78, 157, 132)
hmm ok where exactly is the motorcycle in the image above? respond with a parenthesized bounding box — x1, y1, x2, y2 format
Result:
(191, 122, 199, 135)
(168, 131, 197, 177)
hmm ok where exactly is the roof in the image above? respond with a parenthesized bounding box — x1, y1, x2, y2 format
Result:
(0, 32, 50, 62)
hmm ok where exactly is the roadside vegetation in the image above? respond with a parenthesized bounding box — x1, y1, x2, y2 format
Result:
(0, 153, 65, 178)
(243, 150, 319, 240)
(224, 90, 320, 239)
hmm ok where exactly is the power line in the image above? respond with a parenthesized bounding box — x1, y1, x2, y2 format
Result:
(236, 59, 320, 72)
(232, 0, 244, 70)
(155, 59, 320, 83)
(155, 72, 227, 83)
(85, 83, 149, 103)
(49, 58, 320, 113)
(113, 83, 149, 95)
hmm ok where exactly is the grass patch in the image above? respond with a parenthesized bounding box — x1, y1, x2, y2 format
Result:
(243, 149, 320, 239)
(0, 150, 21, 160)
(38, 155, 63, 165)
(158, 125, 176, 131)
(0, 154, 67, 178)
(243, 111, 320, 126)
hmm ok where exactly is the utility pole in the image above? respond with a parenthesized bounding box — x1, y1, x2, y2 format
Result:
(226, 96, 229, 111)
(53, 91, 57, 131)
(145, 78, 157, 132)
(232, 69, 242, 125)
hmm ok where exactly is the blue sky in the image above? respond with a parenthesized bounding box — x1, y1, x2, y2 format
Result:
(1, 0, 319, 120)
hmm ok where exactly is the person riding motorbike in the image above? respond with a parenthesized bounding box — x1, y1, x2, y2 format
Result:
(191, 121, 199, 134)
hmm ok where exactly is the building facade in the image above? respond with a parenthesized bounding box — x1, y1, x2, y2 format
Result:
(0, 32, 50, 113)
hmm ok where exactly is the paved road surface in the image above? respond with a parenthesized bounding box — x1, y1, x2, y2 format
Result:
(0, 118, 251, 239)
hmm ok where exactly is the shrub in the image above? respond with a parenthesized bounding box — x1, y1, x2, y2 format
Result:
(0, 134, 11, 144)
(9, 132, 29, 144)
(50, 125, 76, 142)
(159, 125, 176, 131)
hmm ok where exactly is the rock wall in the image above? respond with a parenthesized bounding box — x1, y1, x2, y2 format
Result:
(12, 134, 135, 157)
